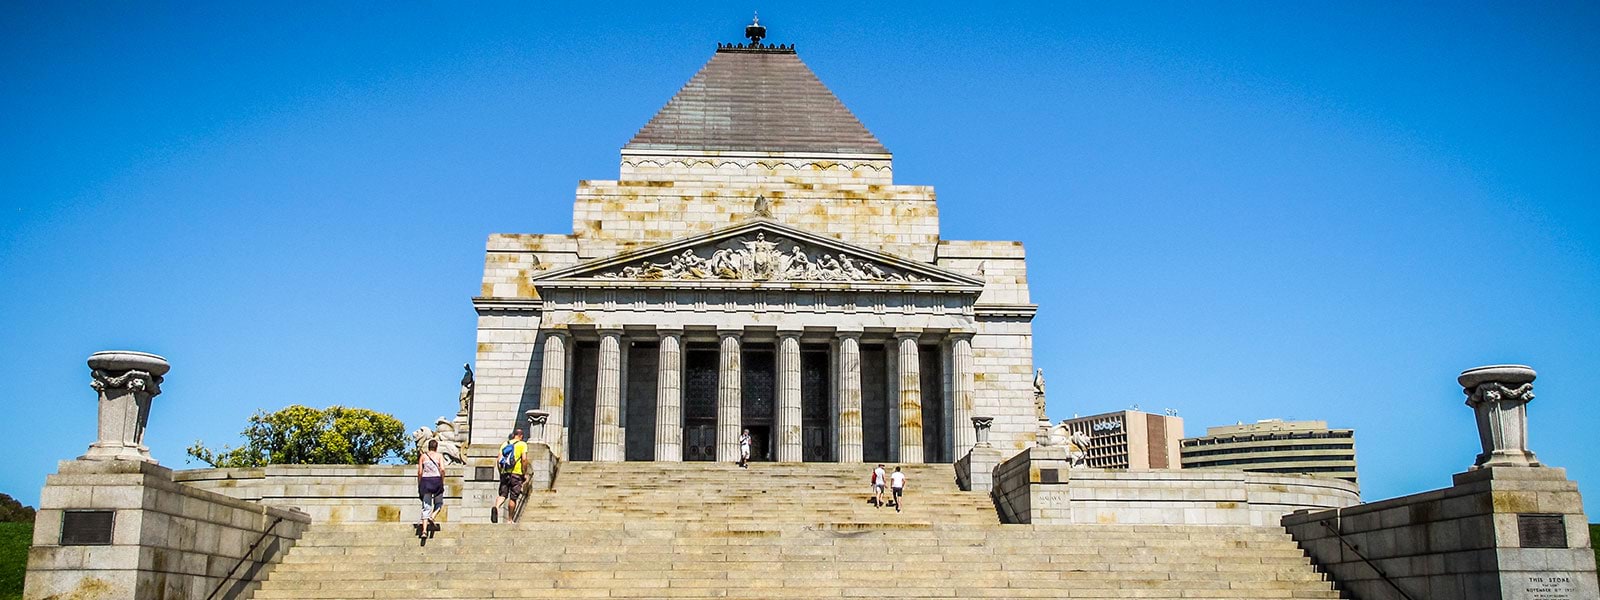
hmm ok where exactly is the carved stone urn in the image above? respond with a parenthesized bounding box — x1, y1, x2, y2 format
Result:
(1457, 364, 1540, 469)
(82, 351, 169, 463)
(526, 409, 551, 445)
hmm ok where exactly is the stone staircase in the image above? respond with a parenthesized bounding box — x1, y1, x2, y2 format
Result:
(249, 463, 1345, 599)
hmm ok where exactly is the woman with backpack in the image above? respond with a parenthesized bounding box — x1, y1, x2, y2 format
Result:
(417, 439, 446, 530)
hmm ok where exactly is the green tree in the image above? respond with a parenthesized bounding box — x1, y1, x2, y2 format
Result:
(0, 494, 33, 523)
(187, 405, 409, 467)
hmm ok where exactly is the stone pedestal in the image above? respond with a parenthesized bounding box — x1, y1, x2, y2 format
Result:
(1459, 364, 1541, 469)
(81, 351, 169, 463)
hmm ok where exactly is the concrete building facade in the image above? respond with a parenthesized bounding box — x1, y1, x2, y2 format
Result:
(1057, 410, 1184, 470)
(1180, 419, 1358, 482)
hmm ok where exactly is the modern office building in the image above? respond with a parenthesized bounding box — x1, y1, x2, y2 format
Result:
(1181, 419, 1358, 482)
(1058, 410, 1184, 470)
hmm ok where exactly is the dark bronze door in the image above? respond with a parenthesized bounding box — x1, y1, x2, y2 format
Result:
(742, 347, 775, 461)
(801, 349, 830, 461)
(683, 348, 719, 461)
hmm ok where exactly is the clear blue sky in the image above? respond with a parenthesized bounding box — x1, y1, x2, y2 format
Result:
(3, 2, 1597, 513)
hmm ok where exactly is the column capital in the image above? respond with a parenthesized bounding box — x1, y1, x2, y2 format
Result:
(596, 326, 625, 336)
(541, 328, 570, 340)
(776, 327, 804, 339)
(893, 329, 923, 342)
(716, 326, 744, 339)
(834, 327, 863, 340)
(947, 329, 976, 341)
(656, 327, 684, 339)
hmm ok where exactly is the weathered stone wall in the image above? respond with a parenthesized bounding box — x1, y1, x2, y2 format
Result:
(988, 449, 1360, 526)
(26, 460, 310, 600)
(1283, 466, 1598, 600)
(470, 311, 545, 447)
(175, 464, 464, 525)
(1066, 469, 1358, 527)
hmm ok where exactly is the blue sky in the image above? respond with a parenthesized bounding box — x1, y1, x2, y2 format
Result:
(2, 2, 1597, 513)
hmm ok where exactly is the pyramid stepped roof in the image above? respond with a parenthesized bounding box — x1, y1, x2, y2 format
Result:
(625, 45, 889, 155)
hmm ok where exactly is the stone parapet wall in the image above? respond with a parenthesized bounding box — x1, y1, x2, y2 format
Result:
(988, 448, 1360, 526)
(1066, 469, 1359, 527)
(1282, 466, 1598, 600)
(175, 464, 464, 525)
(26, 460, 310, 600)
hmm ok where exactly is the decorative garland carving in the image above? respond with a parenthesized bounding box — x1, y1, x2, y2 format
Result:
(597, 234, 926, 282)
(1466, 381, 1534, 405)
(622, 158, 891, 173)
(89, 369, 163, 397)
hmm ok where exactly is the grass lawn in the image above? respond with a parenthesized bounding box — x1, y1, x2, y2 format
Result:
(0, 522, 31, 600)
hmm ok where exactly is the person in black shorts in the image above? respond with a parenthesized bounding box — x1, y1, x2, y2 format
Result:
(493, 429, 529, 523)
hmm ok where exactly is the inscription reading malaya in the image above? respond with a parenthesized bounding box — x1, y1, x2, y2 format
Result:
(598, 234, 926, 282)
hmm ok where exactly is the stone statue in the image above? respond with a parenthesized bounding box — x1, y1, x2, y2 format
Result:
(1067, 429, 1090, 467)
(1032, 368, 1047, 421)
(1047, 422, 1069, 447)
(458, 363, 474, 416)
(753, 195, 772, 217)
(434, 417, 465, 465)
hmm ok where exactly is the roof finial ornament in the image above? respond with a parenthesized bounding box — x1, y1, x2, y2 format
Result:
(745, 13, 766, 45)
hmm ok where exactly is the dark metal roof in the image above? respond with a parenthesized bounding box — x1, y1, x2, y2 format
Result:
(625, 47, 889, 155)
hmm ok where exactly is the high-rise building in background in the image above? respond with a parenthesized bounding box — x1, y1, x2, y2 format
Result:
(1180, 419, 1357, 483)
(1058, 410, 1184, 469)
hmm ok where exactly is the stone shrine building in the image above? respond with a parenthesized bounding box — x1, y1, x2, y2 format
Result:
(468, 30, 1038, 464)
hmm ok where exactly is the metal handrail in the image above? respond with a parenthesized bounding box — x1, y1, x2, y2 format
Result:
(1317, 515, 1419, 600)
(205, 516, 284, 600)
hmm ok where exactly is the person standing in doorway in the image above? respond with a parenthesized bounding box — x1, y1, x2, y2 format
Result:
(890, 466, 907, 513)
(871, 464, 888, 508)
(417, 439, 445, 531)
(492, 429, 528, 523)
(738, 429, 752, 468)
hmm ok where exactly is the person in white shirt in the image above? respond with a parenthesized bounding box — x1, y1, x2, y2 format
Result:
(871, 464, 888, 508)
(738, 429, 752, 468)
(889, 466, 907, 513)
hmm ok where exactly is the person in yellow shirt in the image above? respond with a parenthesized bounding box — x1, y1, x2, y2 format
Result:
(492, 429, 529, 523)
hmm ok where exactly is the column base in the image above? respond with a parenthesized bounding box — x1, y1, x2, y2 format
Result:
(79, 442, 154, 463)
(1471, 449, 1541, 469)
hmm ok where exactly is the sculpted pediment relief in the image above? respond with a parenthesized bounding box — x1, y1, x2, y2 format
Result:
(601, 233, 926, 283)
(534, 219, 982, 289)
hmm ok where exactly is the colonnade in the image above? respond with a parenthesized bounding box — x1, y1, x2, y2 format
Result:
(535, 327, 977, 463)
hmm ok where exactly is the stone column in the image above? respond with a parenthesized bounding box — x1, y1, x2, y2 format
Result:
(775, 330, 803, 462)
(716, 329, 743, 462)
(654, 328, 684, 462)
(82, 351, 170, 463)
(835, 331, 864, 462)
(896, 331, 924, 463)
(538, 331, 568, 454)
(949, 332, 977, 459)
(1458, 364, 1541, 469)
(592, 329, 624, 462)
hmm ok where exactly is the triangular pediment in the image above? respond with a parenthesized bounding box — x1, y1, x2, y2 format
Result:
(534, 220, 983, 290)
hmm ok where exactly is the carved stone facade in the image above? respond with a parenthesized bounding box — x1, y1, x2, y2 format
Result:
(468, 38, 1038, 464)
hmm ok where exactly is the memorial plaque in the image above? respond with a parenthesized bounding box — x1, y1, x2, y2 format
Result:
(1523, 574, 1576, 600)
(1517, 514, 1566, 548)
(1040, 469, 1059, 483)
(474, 466, 496, 481)
(61, 510, 114, 546)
